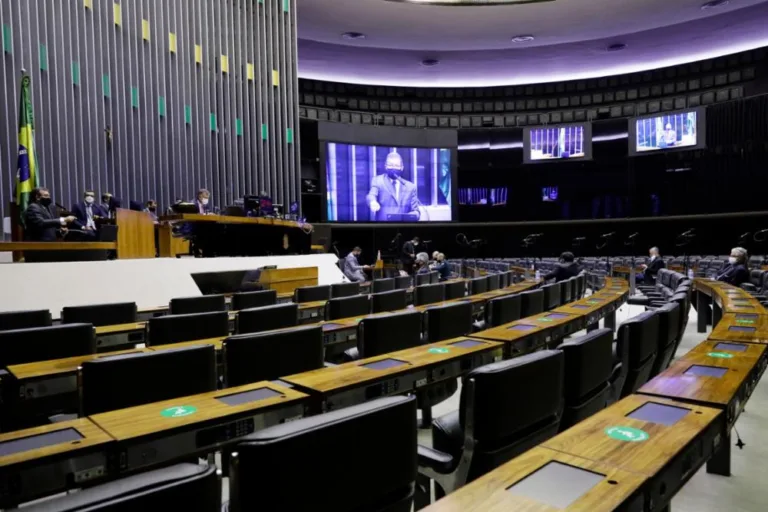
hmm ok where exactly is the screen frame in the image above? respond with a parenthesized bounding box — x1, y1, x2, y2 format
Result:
(318, 122, 458, 223)
(523, 122, 593, 164)
(628, 106, 706, 156)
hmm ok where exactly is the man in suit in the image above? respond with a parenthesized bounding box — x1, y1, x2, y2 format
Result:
(71, 190, 108, 233)
(143, 200, 158, 222)
(717, 247, 750, 286)
(432, 253, 451, 281)
(343, 247, 370, 282)
(640, 246, 665, 284)
(194, 188, 212, 215)
(366, 151, 421, 222)
(544, 251, 580, 282)
(401, 236, 420, 274)
(24, 187, 76, 241)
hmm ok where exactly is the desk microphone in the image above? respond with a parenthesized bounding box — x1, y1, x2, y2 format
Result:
(572, 237, 586, 241)
(601, 232, 616, 238)
(627, 232, 639, 239)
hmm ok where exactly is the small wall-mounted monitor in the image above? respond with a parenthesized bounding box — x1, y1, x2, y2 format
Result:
(490, 187, 508, 206)
(524, 123, 592, 163)
(542, 186, 559, 202)
(458, 187, 489, 206)
(629, 107, 706, 155)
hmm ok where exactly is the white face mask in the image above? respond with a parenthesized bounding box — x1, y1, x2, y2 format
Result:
(729, 257, 738, 264)
(201, 198, 209, 206)
(84, 196, 95, 204)
(649, 255, 656, 260)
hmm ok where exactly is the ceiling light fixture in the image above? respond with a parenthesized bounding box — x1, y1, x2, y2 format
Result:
(606, 43, 627, 52)
(341, 32, 366, 40)
(701, 0, 729, 10)
(420, 58, 440, 67)
(511, 35, 535, 43)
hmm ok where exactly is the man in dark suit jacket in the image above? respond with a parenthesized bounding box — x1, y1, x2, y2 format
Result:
(71, 190, 108, 233)
(24, 187, 76, 241)
(544, 252, 580, 282)
(194, 188, 212, 215)
(401, 237, 420, 274)
(366, 152, 421, 222)
(641, 246, 666, 284)
(717, 247, 750, 287)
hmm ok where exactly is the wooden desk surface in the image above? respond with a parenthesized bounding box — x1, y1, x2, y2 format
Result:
(0, 418, 113, 468)
(7, 348, 151, 381)
(542, 395, 722, 476)
(90, 381, 306, 441)
(472, 313, 568, 343)
(284, 336, 502, 394)
(421, 447, 647, 512)
(147, 337, 225, 352)
(683, 339, 767, 365)
(709, 313, 768, 345)
(95, 322, 148, 335)
(637, 358, 754, 407)
(0, 241, 117, 252)
(159, 213, 302, 229)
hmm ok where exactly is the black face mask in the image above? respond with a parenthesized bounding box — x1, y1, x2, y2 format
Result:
(39, 197, 52, 206)
(148, 207, 157, 212)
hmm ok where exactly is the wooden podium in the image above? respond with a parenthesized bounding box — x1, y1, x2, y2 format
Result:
(258, 267, 318, 295)
(115, 208, 156, 259)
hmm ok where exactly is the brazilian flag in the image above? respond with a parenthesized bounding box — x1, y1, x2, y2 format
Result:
(438, 148, 451, 204)
(15, 75, 39, 226)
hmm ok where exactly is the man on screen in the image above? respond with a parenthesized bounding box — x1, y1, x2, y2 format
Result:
(366, 151, 421, 221)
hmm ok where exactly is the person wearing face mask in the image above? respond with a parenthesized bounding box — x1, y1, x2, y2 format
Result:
(24, 187, 77, 241)
(71, 190, 108, 233)
(343, 246, 371, 282)
(401, 236, 421, 274)
(433, 252, 451, 281)
(366, 151, 421, 222)
(195, 188, 212, 215)
(640, 246, 665, 285)
(716, 247, 750, 286)
(143, 200, 158, 222)
(543, 251, 580, 282)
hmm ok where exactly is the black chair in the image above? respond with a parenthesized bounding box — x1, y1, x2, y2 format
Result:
(0, 309, 52, 331)
(541, 283, 560, 311)
(485, 293, 521, 327)
(486, 274, 500, 291)
(415, 273, 432, 287)
(395, 275, 412, 289)
(61, 302, 137, 327)
(741, 269, 765, 293)
(236, 303, 298, 334)
(417, 351, 564, 504)
(556, 329, 613, 430)
(618, 311, 659, 398)
(520, 289, 544, 317)
(444, 280, 466, 300)
(325, 295, 371, 320)
(169, 294, 227, 315)
(468, 277, 487, 296)
(424, 302, 473, 343)
(560, 278, 574, 305)
(608, 323, 628, 405)
(649, 302, 681, 377)
(294, 285, 332, 303)
(79, 345, 217, 415)
(371, 289, 408, 313)
(345, 311, 422, 361)
(22, 463, 221, 512)
(224, 325, 324, 386)
(332, 281, 361, 298)
(0, 324, 95, 366)
(229, 396, 416, 512)
(148, 311, 229, 345)
(429, 271, 440, 284)
(497, 272, 508, 289)
(231, 289, 278, 311)
(414, 283, 445, 306)
(372, 278, 396, 294)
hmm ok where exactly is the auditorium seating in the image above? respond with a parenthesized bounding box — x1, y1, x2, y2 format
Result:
(415, 273, 432, 287)
(541, 283, 560, 311)
(331, 281, 361, 298)
(371, 289, 408, 313)
(486, 273, 500, 291)
(229, 396, 417, 512)
(444, 280, 466, 300)
(414, 283, 445, 306)
(559, 278, 574, 306)
(0, 323, 95, 366)
(372, 278, 396, 294)
(345, 311, 422, 361)
(61, 302, 138, 327)
(236, 303, 299, 334)
(467, 277, 487, 296)
(484, 293, 521, 328)
(230, 289, 278, 311)
(294, 285, 332, 303)
(649, 302, 682, 378)
(169, 295, 227, 315)
(325, 295, 370, 321)
(0, 309, 52, 331)
(395, 275, 412, 289)
(618, 311, 659, 398)
(424, 302, 473, 343)
(520, 289, 544, 317)
(148, 312, 229, 345)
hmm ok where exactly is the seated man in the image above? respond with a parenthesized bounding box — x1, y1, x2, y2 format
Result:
(24, 187, 76, 241)
(433, 252, 451, 281)
(343, 246, 370, 283)
(71, 189, 108, 235)
(543, 251, 580, 282)
(639, 246, 665, 285)
(415, 252, 431, 274)
(194, 188, 212, 214)
(716, 247, 750, 287)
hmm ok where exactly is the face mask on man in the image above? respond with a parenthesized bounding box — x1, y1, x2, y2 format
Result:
(650, 254, 656, 260)
(201, 198, 209, 206)
(729, 257, 738, 264)
(85, 196, 95, 205)
(39, 197, 52, 206)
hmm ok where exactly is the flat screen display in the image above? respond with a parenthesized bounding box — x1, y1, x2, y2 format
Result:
(459, 187, 488, 205)
(542, 186, 559, 202)
(325, 142, 452, 222)
(524, 123, 592, 163)
(490, 187, 508, 206)
(630, 108, 706, 155)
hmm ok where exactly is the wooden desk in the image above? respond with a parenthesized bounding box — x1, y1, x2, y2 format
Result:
(284, 337, 503, 412)
(259, 266, 318, 295)
(94, 321, 149, 349)
(147, 337, 226, 352)
(421, 447, 647, 512)
(709, 313, 768, 345)
(693, 278, 768, 333)
(156, 223, 190, 258)
(90, 381, 306, 474)
(0, 419, 114, 507)
(542, 395, 724, 509)
(683, 339, 768, 366)
(114, 208, 155, 259)
(0, 241, 116, 251)
(160, 213, 303, 228)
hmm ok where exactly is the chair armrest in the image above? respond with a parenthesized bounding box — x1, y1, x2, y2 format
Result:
(417, 445, 454, 474)
(741, 283, 757, 292)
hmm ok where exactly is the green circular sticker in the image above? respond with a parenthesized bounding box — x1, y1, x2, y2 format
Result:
(707, 352, 734, 359)
(428, 347, 450, 354)
(160, 406, 198, 418)
(538, 318, 553, 323)
(605, 426, 649, 442)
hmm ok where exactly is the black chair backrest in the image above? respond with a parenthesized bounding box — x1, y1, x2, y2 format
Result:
(231, 290, 278, 311)
(61, 302, 137, 327)
(557, 329, 613, 403)
(0, 323, 95, 366)
(371, 289, 408, 314)
(468, 277, 488, 296)
(80, 345, 217, 415)
(358, 311, 422, 358)
(618, 311, 659, 397)
(415, 273, 432, 287)
(520, 289, 544, 317)
(414, 283, 445, 306)
(294, 285, 332, 303)
(22, 463, 221, 512)
(372, 278, 395, 294)
(424, 302, 473, 343)
(169, 295, 227, 315)
(560, 278, 574, 305)
(542, 283, 560, 310)
(485, 293, 521, 327)
(486, 274, 500, 291)
(332, 282, 361, 298)
(237, 303, 299, 334)
(326, 295, 371, 320)
(444, 280, 466, 300)
(0, 309, 52, 331)
(429, 271, 440, 284)
(231, 396, 416, 512)
(650, 302, 681, 376)
(750, 269, 764, 287)
(394, 275, 412, 289)
(149, 311, 229, 345)
(224, 325, 324, 386)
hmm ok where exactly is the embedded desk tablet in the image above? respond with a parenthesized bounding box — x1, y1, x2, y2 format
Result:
(215, 388, 283, 406)
(626, 402, 691, 427)
(714, 342, 748, 352)
(449, 339, 488, 349)
(729, 326, 756, 333)
(0, 428, 83, 457)
(507, 461, 604, 509)
(508, 324, 537, 331)
(321, 323, 345, 331)
(570, 305, 590, 309)
(684, 365, 728, 378)
(542, 313, 570, 320)
(362, 359, 409, 370)
(735, 314, 759, 320)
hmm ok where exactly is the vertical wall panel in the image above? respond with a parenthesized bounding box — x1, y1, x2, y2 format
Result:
(0, 0, 299, 223)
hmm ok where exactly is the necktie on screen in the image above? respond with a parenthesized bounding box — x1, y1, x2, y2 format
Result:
(394, 179, 400, 204)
